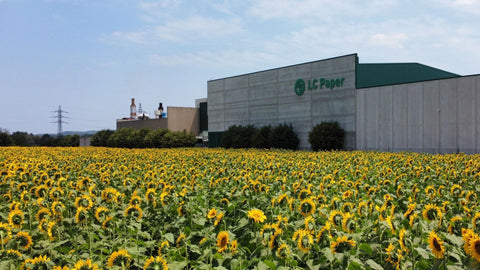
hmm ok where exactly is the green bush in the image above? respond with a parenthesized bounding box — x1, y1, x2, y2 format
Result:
(308, 121, 345, 151)
(222, 125, 256, 148)
(163, 130, 196, 148)
(270, 123, 299, 150)
(252, 125, 273, 149)
(107, 128, 135, 148)
(144, 129, 170, 148)
(128, 128, 151, 148)
(91, 130, 115, 147)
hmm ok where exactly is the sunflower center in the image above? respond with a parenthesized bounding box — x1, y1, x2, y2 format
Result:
(220, 237, 227, 247)
(433, 239, 442, 251)
(475, 241, 480, 254)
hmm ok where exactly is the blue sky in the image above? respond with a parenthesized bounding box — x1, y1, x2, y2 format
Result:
(1, 0, 479, 134)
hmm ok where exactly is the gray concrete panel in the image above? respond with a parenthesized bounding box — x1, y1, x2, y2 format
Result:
(365, 88, 379, 149)
(225, 87, 249, 104)
(208, 79, 225, 93)
(225, 107, 249, 121)
(422, 81, 440, 151)
(278, 65, 311, 82)
(458, 77, 476, 153)
(250, 83, 277, 106)
(250, 70, 278, 86)
(407, 84, 423, 150)
(225, 76, 249, 90)
(378, 86, 393, 151)
(278, 101, 311, 119)
(477, 76, 480, 153)
(392, 85, 408, 150)
(356, 90, 366, 149)
(250, 104, 277, 121)
(439, 79, 458, 152)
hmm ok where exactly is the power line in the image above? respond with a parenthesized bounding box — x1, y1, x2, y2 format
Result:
(51, 105, 69, 137)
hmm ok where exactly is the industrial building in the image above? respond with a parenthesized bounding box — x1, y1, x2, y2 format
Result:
(207, 53, 480, 153)
(116, 99, 208, 142)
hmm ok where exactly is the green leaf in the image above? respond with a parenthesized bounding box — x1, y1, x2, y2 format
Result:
(366, 259, 384, 270)
(323, 247, 335, 262)
(348, 261, 362, 270)
(263, 260, 277, 270)
(415, 260, 430, 270)
(165, 233, 174, 243)
(237, 218, 248, 229)
(194, 218, 206, 226)
(359, 243, 373, 256)
(169, 261, 188, 269)
(415, 247, 431, 259)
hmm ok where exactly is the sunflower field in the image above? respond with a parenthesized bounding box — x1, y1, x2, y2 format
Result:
(0, 147, 480, 270)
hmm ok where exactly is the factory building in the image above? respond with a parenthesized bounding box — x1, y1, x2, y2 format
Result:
(116, 98, 208, 142)
(207, 53, 480, 153)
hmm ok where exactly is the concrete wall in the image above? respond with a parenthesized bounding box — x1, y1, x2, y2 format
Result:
(79, 136, 92, 147)
(356, 75, 480, 154)
(116, 106, 199, 135)
(208, 54, 357, 149)
(166, 107, 200, 135)
(117, 118, 168, 130)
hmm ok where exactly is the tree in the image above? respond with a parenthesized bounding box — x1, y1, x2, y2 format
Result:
(0, 131, 14, 146)
(91, 130, 115, 147)
(308, 121, 345, 151)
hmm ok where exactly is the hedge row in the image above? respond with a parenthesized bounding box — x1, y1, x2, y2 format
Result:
(222, 123, 300, 150)
(90, 128, 196, 148)
(221, 121, 345, 151)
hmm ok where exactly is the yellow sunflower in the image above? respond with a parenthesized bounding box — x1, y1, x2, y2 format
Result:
(23, 255, 51, 270)
(73, 259, 100, 270)
(0, 222, 12, 244)
(247, 209, 266, 223)
(398, 229, 409, 253)
(214, 212, 224, 226)
(75, 207, 88, 225)
(143, 256, 168, 270)
(473, 212, 480, 229)
(330, 235, 356, 253)
(16, 231, 33, 249)
(428, 231, 445, 259)
(216, 231, 230, 253)
(95, 207, 109, 222)
(448, 216, 463, 236)
(422, 204, 442, 223)
(8, 208, 24, 229)
(463, 228, 475, 256)
(276, 243, 290, 259)
(107, 249, 131, 268)
(124, 204, 142, 221)
(230, 239, 238, 254)
(75, 194, 94, 210)
(292, 229, 313, 253)
(467, 233, 480, 262)
(328, 210, 343, 228)
(385, 243, 403, 269)
(207, 208, 217, 219)
(298, 198, 316, 217)
(51, 201, 65, 218)
(268, 228, 283, 250)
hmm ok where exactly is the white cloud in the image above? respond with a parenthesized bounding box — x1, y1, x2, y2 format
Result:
(433, 0, 480, 14)
(369, 33, 408, 49)
(247, 0, 399, 20)
(107, 15, 243, 45)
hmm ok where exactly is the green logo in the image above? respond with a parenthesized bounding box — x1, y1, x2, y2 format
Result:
(294, 79, 306, 96)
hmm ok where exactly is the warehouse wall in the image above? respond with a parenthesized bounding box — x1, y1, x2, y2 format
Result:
(356, 75, 480, 154)
(208, 54, 357, 149)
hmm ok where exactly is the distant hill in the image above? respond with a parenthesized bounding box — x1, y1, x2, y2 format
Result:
(35, 130, 98, 137)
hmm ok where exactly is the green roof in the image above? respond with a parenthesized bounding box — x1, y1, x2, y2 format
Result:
(356, 62, 460, 89)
